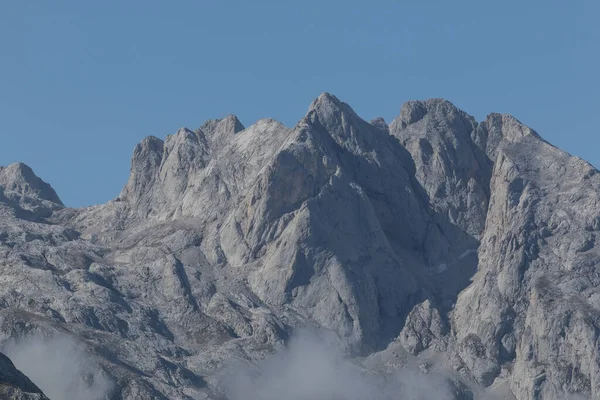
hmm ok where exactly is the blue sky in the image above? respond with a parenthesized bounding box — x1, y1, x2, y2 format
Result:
(1, 1, 598, 207)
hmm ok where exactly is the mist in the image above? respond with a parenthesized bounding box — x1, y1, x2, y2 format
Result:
(3, 335, 113, 400)
(219, 330, 457, 400)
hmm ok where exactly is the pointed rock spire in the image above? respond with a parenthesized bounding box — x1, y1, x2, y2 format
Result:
(120, 136, 164, 205)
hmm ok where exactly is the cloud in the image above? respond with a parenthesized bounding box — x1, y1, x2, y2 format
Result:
(3, 335, 113, 400)
(219, 329, 455, 400)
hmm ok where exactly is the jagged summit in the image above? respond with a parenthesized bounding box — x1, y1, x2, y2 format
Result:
(0, 162, 62, 206)
(308, 91, 340, 108)
(0, 162, 63, 219)
(198, 115, 244, 136)
(1, 93, 598, 399)
(394, 98, 477, 131)
(195, 115, 245, 151)
(370, 116, 388, 127)
(174, 126, 196, 136)
(307, 92, 358, 120)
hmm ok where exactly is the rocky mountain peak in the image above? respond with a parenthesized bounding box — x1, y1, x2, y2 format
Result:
(136, 135, 164, 153)
(308, 91, 342, 110)
(369, 117, 388, 132)
(395, 98, 477, 132)
(473, 112, 543, 162)
(306, 92, 362, 131)
(197, 115, 245, 150)
(0, 162, 62, 206)
(174, 126, 196, 137)
(398, 100, 429, 128)
(200, 115, 244, 135)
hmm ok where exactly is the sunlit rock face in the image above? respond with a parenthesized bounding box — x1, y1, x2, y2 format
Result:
(0, 93, 597, 399)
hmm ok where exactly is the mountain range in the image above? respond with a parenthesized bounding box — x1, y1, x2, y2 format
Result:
(0, 93, 598, 399)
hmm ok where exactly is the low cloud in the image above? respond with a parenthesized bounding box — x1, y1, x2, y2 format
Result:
(219, 330, 456, 400)
(3, 335, 113, 400)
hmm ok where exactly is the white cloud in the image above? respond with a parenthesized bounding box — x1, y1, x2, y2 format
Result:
(3, 335, 113, 400)
(219, 329, 455, 400)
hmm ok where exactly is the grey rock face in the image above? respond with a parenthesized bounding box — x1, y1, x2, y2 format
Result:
(452, 118, 600, 399)
(0, 93, 597, 399)
(390, 99, 488, 239)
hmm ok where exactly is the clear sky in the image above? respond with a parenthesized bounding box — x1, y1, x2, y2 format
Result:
(1, 1, 598, 207)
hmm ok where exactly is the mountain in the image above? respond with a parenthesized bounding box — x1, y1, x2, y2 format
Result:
(0, 93, 598, 399)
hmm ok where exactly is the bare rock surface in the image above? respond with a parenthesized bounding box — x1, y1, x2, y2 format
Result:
(0, 94, 597, 399)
